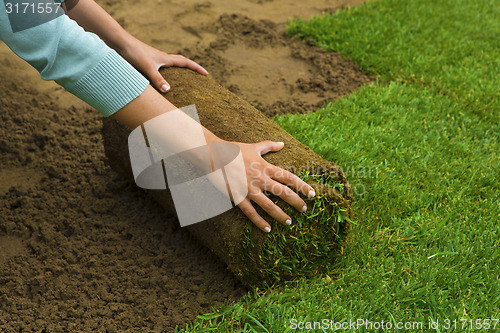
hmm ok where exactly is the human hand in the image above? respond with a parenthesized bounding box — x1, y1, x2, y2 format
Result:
(234, 140, 316, 233)
(120, 40, 208, 93)
(62, 0, 208, 91)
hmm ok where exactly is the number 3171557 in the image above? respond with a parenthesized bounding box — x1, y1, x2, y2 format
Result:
(5, 2, 62, 14)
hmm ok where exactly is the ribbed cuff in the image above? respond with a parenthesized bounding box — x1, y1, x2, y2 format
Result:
(63, 50, 150, 117)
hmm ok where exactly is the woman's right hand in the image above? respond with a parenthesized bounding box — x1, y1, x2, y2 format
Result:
(234, 140, 316, 233)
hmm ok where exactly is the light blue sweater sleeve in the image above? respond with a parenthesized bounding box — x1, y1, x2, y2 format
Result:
(0, 0, 150, 117)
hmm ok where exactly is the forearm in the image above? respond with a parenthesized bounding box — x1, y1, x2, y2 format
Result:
(62, 0, 208, 94)
(0, 5, 149, 117)
(112, 85, 229, 184)
(64, 0, 136, 54)
(112, 86, 224, 145)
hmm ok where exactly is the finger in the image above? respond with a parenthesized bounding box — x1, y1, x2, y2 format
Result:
(255, 140, 284, 156)
(164, 55, 208, 76)
(270, 167, 316, 199)
(253, 193, 292, 226)
(238, 199, 272, 233)
(147, 69, 171, 93)
(262, 179, 307, 213)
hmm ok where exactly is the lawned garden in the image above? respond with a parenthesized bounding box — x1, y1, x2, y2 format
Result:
(180, 0, 499, 331)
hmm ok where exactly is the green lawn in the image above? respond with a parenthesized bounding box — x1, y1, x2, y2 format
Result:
(180, 0, 499, 331)
(287, 0, 500, 121)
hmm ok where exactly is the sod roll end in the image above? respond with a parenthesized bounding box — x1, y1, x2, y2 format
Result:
(103, 67, 353, 287)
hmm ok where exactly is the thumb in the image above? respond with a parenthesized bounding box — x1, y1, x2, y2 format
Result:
(149, 70, 171, 93)
(256, 140, 284, 156)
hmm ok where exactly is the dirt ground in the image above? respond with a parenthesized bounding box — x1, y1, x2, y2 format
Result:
(0, 0, 371, 331)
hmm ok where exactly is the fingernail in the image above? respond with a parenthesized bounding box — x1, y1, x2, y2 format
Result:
(160, 84, 170, 93)
(285, 219, 292, 225)
(301, 205, 307, 213)
(264, 226, 271, 233)
(308, 190, 316, 198)
(277, 142, 284, 146)
(202, 67, 209, 75)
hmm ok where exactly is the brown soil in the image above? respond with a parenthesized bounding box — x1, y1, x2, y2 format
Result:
(0, 0, 371, 331)
(0, 67, 247, 332)
(181, 14, 373, 116)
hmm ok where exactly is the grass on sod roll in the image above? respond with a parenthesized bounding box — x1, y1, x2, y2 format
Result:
(241, 173, 350, 286)
(179, 0, 499, 331)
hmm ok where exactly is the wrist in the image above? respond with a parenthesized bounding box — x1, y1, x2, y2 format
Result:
(109, 32, 140, 57)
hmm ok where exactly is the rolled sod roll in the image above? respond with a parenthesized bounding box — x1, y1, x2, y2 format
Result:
(103, 67, 353, 287)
